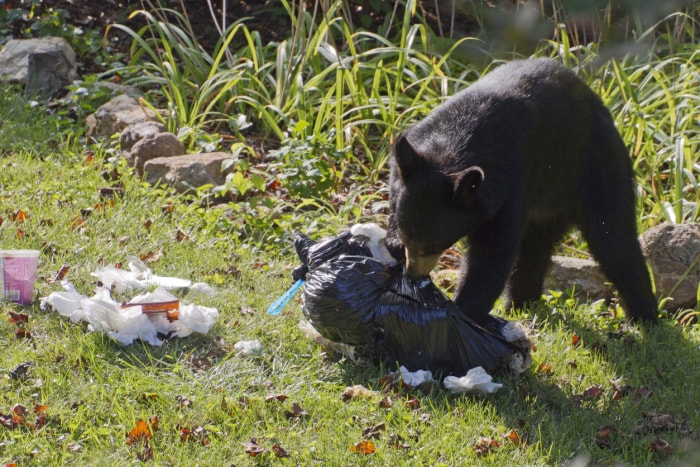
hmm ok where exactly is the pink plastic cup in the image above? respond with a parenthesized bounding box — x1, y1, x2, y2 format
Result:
(1, 250, 40, 305)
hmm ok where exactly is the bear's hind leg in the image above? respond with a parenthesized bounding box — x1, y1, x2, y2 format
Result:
(580, 125, 658, 323)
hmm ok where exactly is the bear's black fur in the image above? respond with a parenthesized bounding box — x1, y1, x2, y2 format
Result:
(387, 58, 658, 325)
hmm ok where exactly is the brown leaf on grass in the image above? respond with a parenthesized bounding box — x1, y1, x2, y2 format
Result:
(243, 438, 265, 457)
(284, 402, 308, 420)
(8, 311, 28, 325)
(636, 413, 686, 434)
(15, 227, 24, 238)
(389, 433, 411, 449)
(143, 218, 153, 230)
(0, 412, 17, 429)
(140, 249, 163, 263)
(175, 228, 189, 242)
(10, 209, 26, 222)
(49, 265, 71, 283)
(503, 429, 521, 445)
(572, 334, 581, 347)
(136, 441, 154, 461)
(648, 438, 674, 455)
(15, 328, 31, 339)
(405, 397, 421, 411)
(175, 395, 192, 409)
(580, 385, 604, 400)
(378, 395, 394, 409)
(473, 437, 501, 457)
(350, 439, 376, 455)
(265, 394, 289, 403)
(536, 362, 553, 375)
(342, 385, 377, 402)
(595, 425, 614, 448)
(362, 422, 386, 439)
(272, 443, 290, 458)
(126, 419, 152, 445)
(179, 425, 210, 446)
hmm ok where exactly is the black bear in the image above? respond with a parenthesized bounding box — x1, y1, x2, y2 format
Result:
(387, 58, 658, 325)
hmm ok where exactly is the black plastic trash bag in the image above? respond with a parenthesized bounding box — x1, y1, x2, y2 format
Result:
(294, 230, 530, 376)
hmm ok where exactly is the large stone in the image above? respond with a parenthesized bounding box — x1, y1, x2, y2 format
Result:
(85, 94, 157, 137)
(143, 152, 232, 193)
(131, 132, 185, 174)
(120, 121, 167, 153)
(640, 223, 700, 310)
(0, 37, 76, 83)
(26, 50, 77, 97)
(543, 255, 612, 301)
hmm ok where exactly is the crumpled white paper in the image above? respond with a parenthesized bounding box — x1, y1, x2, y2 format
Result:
(91, 256, 214, 295)
(443, 366, 504, 394)
(40, 262, 219, 346)
(399, 366, 433, 386)
(233, 339, 263, 356)
(350, 223, 397, 266)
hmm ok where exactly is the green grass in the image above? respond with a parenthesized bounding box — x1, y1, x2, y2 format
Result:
(1, 93, 699, 465)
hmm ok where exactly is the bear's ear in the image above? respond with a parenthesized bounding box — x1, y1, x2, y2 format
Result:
(452, 166, 484, 208)
(393, 133, 425, 182)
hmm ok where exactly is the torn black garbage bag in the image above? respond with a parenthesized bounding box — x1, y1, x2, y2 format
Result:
(294, 231, 530, 376)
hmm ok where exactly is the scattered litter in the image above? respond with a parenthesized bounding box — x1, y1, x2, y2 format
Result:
(288, 225, 532, 377)
(40, 262, 218, 346)
(233, 340, 262, 356)
(91, 256, 213, 295)
(399, 366, 433, 386)
(443, 367, 504, 394)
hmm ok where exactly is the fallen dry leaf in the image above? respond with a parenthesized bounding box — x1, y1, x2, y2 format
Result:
(636, 413, 685, 434)
(284, 402, 308, 420)
(243, 438, 265, 457)
(389, 433, 411, 449)
(595, 425, 614, 448)
(136, 441, 153, 461)
(8, 312, 28, 325)
(11, 209, 27, 222)
(379, 395, 394, 409)
(503, 429, 521, 445)
(473, 437, 501, 457)
(350, 439, 376, 455)
(362, 422, 386, 439)
(405, 397, 421, 411)
(265, 394, 289, 403)
(572, 334, 581, 346)
(272, 443, 290, 458)
(50, 265, 71, 283)
(537, 362, 553, 375)
(342, 385, 377, 402)
(648, 438, 674, 455)
(126, 419, 152, 445)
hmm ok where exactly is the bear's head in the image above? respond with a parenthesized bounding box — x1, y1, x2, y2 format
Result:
(390, 133, 485, 280)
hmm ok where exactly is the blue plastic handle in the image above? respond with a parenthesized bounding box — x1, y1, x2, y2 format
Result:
(267, 279, 304, 315)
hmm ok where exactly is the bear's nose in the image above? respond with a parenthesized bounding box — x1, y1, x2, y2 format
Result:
(405, 253, 441, 279)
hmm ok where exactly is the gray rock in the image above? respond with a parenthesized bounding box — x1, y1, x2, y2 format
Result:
(131, 132, 185, 175)
(543, 255, 612, 301)
(0, 37, 76, 83)
(26, 50, 77, 98)
(85, 94, 157, 138)
(120, 121, 167, 152)
(640, 223, 700, 310)
(143, 152, 232, 193)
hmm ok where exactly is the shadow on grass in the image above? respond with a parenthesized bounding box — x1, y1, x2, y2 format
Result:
(324, 302, 699, 465)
